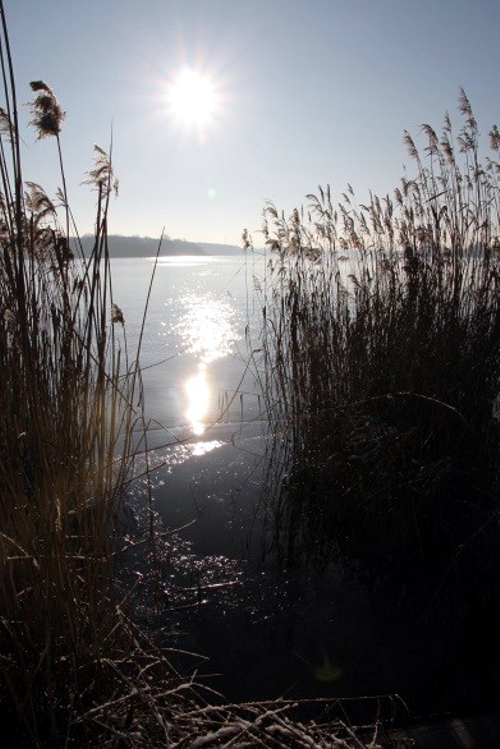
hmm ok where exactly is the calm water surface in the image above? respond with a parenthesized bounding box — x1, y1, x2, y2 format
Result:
(113, 254, 500, 724)
(111, 255, 264, 432)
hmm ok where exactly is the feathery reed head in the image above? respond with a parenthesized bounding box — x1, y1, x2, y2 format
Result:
(84, 144, 119, 196)
(29, 80, 65, 138)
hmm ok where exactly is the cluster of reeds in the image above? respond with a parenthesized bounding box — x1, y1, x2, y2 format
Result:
(0, 4, 175, 744)
(256, 91, 500, 571)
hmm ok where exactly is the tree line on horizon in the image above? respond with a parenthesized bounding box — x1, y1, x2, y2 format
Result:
(72, 234, 243, 257)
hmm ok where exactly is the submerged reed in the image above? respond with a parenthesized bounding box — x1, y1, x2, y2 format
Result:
(256, 91, 500, 570)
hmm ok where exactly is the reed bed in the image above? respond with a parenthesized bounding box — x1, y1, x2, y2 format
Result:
(0, 7, 162, 743)
(255, 92, 500, 571)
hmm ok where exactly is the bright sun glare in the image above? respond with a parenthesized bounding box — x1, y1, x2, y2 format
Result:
(168, 69, 216, 128)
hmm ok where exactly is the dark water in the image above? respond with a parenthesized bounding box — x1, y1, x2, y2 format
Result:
(114, 256, 500, 725)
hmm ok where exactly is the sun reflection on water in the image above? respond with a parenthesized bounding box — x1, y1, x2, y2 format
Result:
(175, 293, 238, 364)
(171, 291, 240, 434)
(185, 364, 209, 435)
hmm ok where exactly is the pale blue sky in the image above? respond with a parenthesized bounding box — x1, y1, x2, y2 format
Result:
(7, 0, 500, 245)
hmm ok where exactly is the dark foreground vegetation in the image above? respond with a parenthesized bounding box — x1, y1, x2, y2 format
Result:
(251, 88, 500, 713)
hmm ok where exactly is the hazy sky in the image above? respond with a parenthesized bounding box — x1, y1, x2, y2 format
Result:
(7, 0, 500, 246)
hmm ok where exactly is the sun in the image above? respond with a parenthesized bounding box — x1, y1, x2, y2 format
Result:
(168, 68, 217, 128)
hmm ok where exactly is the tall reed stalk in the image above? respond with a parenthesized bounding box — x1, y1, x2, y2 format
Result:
(257, 92, 500, 569)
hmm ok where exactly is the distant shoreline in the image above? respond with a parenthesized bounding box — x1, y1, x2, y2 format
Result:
(72, 235, 243, 258)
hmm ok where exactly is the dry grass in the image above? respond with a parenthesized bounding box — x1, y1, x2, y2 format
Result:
(0, 4, 194, 744)
(0, 14, 155, 744)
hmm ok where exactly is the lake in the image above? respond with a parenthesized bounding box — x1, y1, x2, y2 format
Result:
(112, 253, 500, 726)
